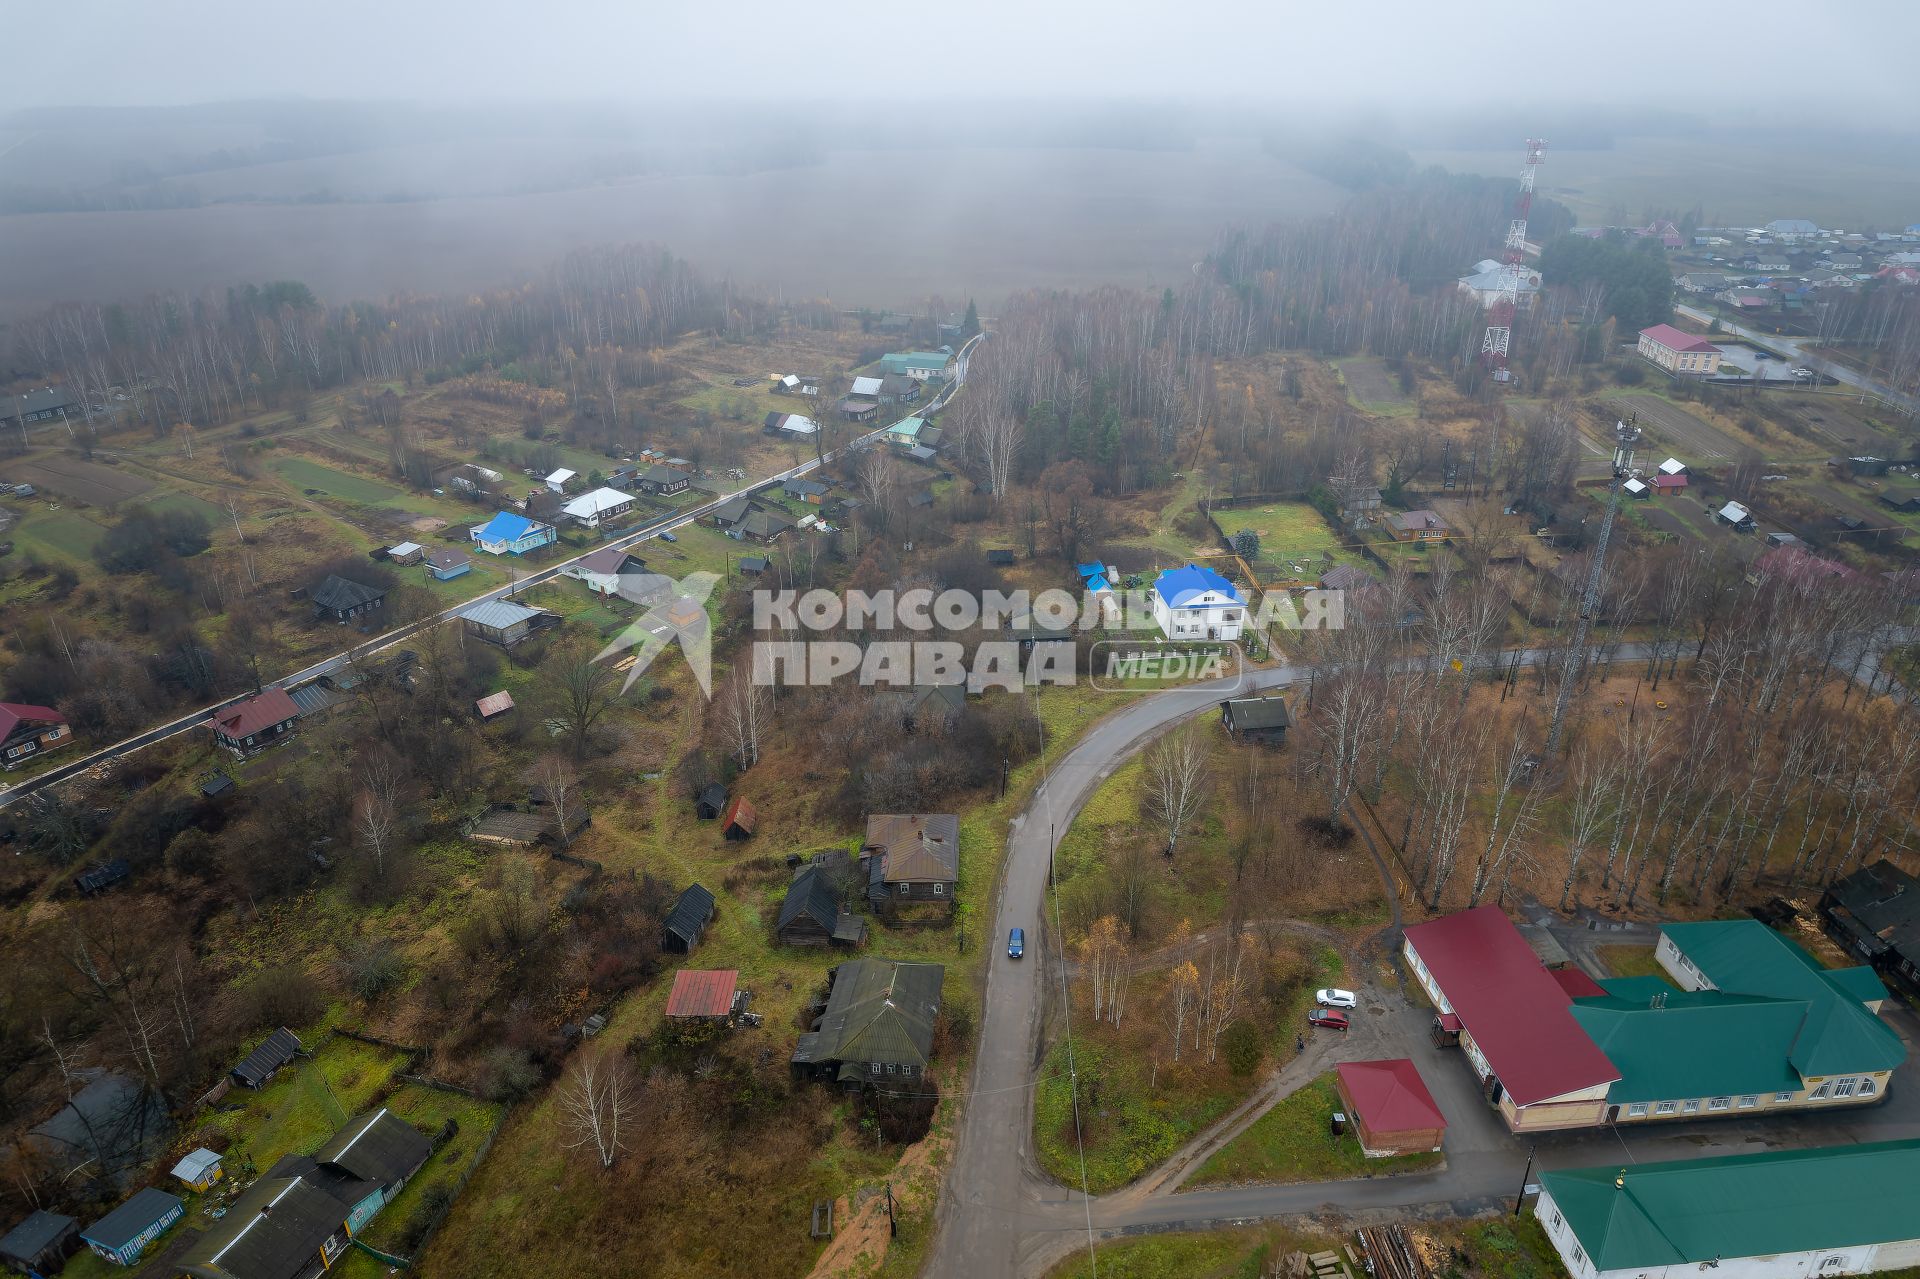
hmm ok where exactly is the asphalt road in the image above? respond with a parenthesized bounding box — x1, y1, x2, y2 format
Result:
(0, 334, 981, 812)
(1674, 303, 1919, 415)
(928, 635, 1914, 1279)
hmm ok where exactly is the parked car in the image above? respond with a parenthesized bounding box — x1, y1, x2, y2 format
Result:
(1008, 927, 1025, 959)
(658, 530, 678, 542)
(1308, 1008, 1349, 1031)
(1315, 988, 1358, 1009)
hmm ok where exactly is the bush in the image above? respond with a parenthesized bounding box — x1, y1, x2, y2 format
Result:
(1223, 1020, 1262, 1077)
(345, 938, 406, 1003)
(240, 963, 326, 1029)
(478, 1046, 542, 1101)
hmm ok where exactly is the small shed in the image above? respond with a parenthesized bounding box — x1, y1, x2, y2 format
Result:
(0, 1210, 78, 1275)
(386, 541, 425, 566)
(170, 1147, 224, 1191)
(1622, 477, 1650, 499)
(738, 555, 769, 576)
(665, 969, 738, 1021)
(1717, 500, 1755, 529)
(74, 859, 131, 896)
(475, 691, 515, 721)
(426, 546, 473, 580)
(230, 1027, 301, 1089)
(80, 1188, 183, 1267)
(1220, 695, 1291, 745)
(722, 796, 757, 841)
(694, 784, 728, 820)
(1333, 1059, 1446, 1157)
(663, 884, 717, 954)
(200, 773, 235, 799)
(986, 549, 1016, 567)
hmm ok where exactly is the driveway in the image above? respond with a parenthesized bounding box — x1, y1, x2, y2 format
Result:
(1675, 304, 1918, 416)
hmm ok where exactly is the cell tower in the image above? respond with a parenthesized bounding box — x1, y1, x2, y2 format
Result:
(1481, 137, 1547, 383)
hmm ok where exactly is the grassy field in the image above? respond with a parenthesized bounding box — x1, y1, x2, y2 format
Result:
(1189, 1072, 1442, 1187)
(1044, 1223, 1351, 1279)
(1595, 944, 1672, 983)
(1211, 501, 1368, 579)
(1335, 357, 1417, 418)
(202, 1034, 414, 1170)
(8, 507, 109, 561)
(269, 455, 403, 504)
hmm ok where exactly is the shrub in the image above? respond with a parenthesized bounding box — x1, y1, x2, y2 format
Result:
(1223, 1020, 1262, 1077)
(345, 938, 406, 1003)
(240, 963, 326, 1029)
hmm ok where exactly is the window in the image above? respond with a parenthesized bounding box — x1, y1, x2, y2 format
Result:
(1571, 1245, 1585, 1267)
(1708, 1097, 1730, 1112)
(1833, 1078, 1856, 1098)
(1627, 1103, 1649, 1118)
(1811, 1084, 1830, 1100)
(1656, 1101, 1678, 1115)
(933, 883, 944, 895)
(1738, 1095, 1758, 1109)
(1550, 1209, 1562, 1228)
(1777, 1092, 1797, 1103)
(1821, 1258, 1846, 1270)
(870, 1062, 881, 1075)
(1859, 1078, 1877, 1097)
(1683, 1099, 1701, 1114)
(898, 883, 909, 896)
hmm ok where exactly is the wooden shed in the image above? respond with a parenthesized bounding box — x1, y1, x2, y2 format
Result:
(722, 796, 757, 841)
(662, 884, 716, 954)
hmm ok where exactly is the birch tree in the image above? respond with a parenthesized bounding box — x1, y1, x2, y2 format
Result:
(559, 1051, 638, 1170)
(1144, 723, 1211, 858)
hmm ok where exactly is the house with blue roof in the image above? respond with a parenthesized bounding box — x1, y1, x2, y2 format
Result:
(1150, 563, 1245, 642)
(470, 511, 557, 556)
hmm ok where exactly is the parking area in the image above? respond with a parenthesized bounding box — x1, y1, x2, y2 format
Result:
(1711, 342, 1801, 383)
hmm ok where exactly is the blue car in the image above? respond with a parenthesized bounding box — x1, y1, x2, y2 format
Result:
(658, 530, 678, 542)
(1008, 927, 1025, 959)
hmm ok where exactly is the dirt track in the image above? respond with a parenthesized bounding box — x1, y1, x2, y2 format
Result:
(1610, 393, 1746, 462)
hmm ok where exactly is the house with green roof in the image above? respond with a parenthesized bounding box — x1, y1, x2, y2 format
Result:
(791, 958, 943, 1088)
(886, 416, 925, 448)
(1536, 1140, 1920, 1279)
(877, 350, 953, 382)
(1569, 920, 1906, 1124)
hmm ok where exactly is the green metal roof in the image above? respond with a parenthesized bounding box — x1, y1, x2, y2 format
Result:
(878, 352, 950, 374)
(1569, 978, 1805, 1102)
(1542, 1140, 1920, 1271)
(887, 417, 924, 439)
(808, 959, 944, 1069)
(1660, 920, 1904, 1077)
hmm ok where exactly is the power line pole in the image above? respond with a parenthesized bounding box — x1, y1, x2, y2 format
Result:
(1545, 423, 1633, 756)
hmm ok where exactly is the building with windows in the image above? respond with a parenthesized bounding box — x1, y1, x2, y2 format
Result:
(790, 958, 944, 1087)
(1535, 1141, 1920, 1279)
(470, 511, 557, 556)
(1638, 324, 1723, 375)
(1150, 564, 1244, 641)
(0, 701, 72, 770)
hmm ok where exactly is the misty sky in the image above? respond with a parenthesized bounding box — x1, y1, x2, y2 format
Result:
(8, 0, 1916, 123)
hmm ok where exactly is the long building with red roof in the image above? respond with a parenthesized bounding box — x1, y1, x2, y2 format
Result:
(1402, 906, 1620, 1132)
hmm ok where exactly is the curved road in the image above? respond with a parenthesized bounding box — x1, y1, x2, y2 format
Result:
(928, 634, 1914, 1279)
(1674, 302, 1918, 415)
(0, 333, 982, 811)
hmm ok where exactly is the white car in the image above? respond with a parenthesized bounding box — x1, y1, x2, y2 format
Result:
(1316, 988, 1358, 1010)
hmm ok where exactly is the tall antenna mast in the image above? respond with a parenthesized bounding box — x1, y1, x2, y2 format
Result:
(1481, 137, 1547, 384)
(1545, 417, 1632, 755)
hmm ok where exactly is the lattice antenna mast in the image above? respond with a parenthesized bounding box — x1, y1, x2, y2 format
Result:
(1481, 137, 1548, 378)
(1544, 419, 1631, 756)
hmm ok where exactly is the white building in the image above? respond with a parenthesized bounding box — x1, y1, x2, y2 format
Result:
(1536, 1141, 1920, 1279)
(1149, 564, 1244, 641)
(1456, 259, 1543, 307)
(545, 468, 578, 493)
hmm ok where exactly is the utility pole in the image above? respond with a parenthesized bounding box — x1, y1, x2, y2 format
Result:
(1545, 423, 1632, 756)
(1514, 1143, 1537, 1214)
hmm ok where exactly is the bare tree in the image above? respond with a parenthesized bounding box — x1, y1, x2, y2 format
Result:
(1143, 723, 1211, 857)
(714, 663, 773, 770)
(1164, 960, 1199, 1064)
(558, 1051, 638, 1170)
(534, 755, 582, 848)
(980, 409, 1022, 505)
(547, 646, 620, 759)
(351, 749, 409, 882)
(1559, 748, 1618, 911)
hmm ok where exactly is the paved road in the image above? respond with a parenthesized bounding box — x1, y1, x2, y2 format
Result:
(0, 334, 982, 812)
(928, 636, 1915, 1279)
(1674, 303, 1918, 415)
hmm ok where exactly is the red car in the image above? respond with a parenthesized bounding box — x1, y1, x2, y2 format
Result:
(1308, 1008, 1349, 1031)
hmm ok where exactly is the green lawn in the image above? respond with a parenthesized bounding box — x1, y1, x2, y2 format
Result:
(205, 1035, 413, 1172)
(145, 490, 230, 525)
(1189, 1073, 1442, 1187)
(1595, 944, 1672, 983)
(1044, 1223, 1351, 1279)
(10, 508, 108, 561)
(352, 1084, 506, 1254)
(269, 456, 403, 504)
(1212, 502, 1365, 576)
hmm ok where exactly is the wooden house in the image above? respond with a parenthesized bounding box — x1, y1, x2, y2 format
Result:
(776, 866, 867, 948)
(425, 547, 473, 580)
(210, 688, 301, 756)
(310, 575, 387, 623)
(861, 814, 958, 907)
(1220, 695, 1291, 745)
(663, 884, 716, 953)
(694, 784, 728, 819)
(791, 958, 944, 1086)
(637, 465, 691, 496)
(231, 1027, 301, 1088)
(80, 1189, 183, 1267)
(0, 701, 72, 770)
(461, 599, 559, 648)
(722, 796, 757, 840)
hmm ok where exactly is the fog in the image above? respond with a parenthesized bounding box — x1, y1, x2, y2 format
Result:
(7, 0, 1918, 123)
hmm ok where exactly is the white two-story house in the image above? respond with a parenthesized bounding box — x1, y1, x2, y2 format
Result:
(1150, 564, 1244, 641)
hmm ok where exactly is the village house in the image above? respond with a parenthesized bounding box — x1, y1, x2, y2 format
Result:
(709, 494, 755, 530)
(424, 546, 472, 580)
(662, 883, 716, 953)
(384, 541, 424, 566)
(210, 688, 301, 757)
(460, 599, 559, 648)
(861, 814, 959, 907)
(792, 958, 944, 1086)
(886, 416, 925, 448)
(544, 467, 578, 493)
(1637, 324, 1724, 375)
(636, 464, 691, 496)
(876, 373, 920, 405)
(1334, 1059, 1446, 1157)
(563, 546, 647, 596)
(309, 574, 387, 624)
(440, 462, 503, 496)
(776, 865, 868, 948)
(665, 969, 739, 1023)
(0, 701, 72, 770)
(784, 477, 830, 504)
(1387, 509, 1450, 542)
(0, 386, 81, 433)
(1653, 457, 1688, 493)
(838, 397, 879, 422)
(1151, 563, 1245, 641)
(1716, 499, 1756, 530)
(470, 511, 557, 556)
(170, 1147, 225, 1192)
(0, 1210, 79, 1275)
(764, 411, 818, 437)
(1536, 1141, 1920, 1279)
(1219, 694, 1291, 745)
(80, 1189, 182, 1267)
(1823, 859, 1920, 1000)
(737, 508, 795, 543)
(562, 486, 636, 529)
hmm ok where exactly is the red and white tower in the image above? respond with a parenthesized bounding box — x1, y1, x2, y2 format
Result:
(1481, 137, 1547, 382)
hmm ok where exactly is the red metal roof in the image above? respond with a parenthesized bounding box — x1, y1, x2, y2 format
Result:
(209, 687, 301, 740)
(1336, 1059, 1445, 1134)
(475, 691, 515, 719)
(1552, 967, 1608, 999)
(0, 702, 63, 741)
(1652, 473, 1688, 489)
(722, 796, 757, 833)
(1404, 907, 1619, 1106)
(1639, 323, 1718, 354)
(665, 968, 738, 1018)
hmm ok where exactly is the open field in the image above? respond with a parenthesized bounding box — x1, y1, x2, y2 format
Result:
(1610, 393, 1748, 462)
(1043, 1223, 1350, 1279)
(7, 507, 108, 560)
(9, 456, 154, 506)
(0, 142, 1345, 321)
(1413, 136, 1920, 229)
(1189, 1072, 1442, 1187)
(1336, 357, 1415, 417)
(1212, 501, 1365, 575)
(268, 455, 403, 504)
